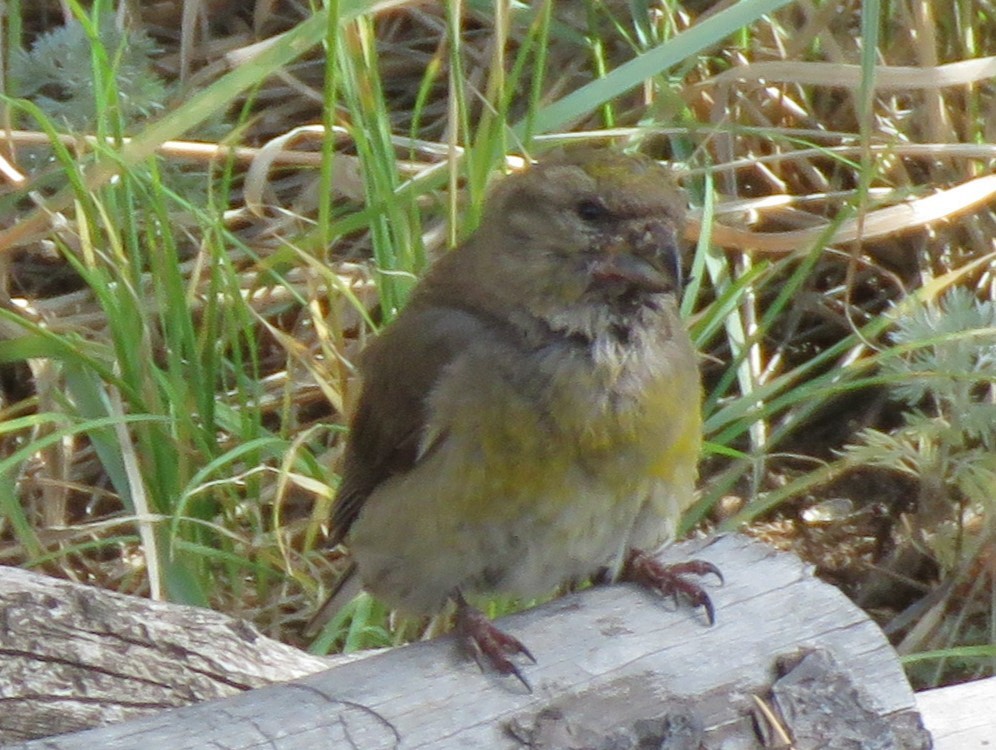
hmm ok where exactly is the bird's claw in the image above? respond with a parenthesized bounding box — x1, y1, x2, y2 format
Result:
(622, 549, 723, 625)
(455, 597, 535, 691)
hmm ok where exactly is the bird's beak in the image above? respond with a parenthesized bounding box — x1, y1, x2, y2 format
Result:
(590, 252, 673, 293)
(591, 219, 681, 293)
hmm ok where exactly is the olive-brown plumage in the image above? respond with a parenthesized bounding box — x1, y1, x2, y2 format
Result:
(309, 149, 717, 684)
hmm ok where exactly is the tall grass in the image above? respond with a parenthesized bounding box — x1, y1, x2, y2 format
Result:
(1, 0, 993, 686)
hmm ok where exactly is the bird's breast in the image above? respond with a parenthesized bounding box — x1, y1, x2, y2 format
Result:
(540, 323, 700, 474)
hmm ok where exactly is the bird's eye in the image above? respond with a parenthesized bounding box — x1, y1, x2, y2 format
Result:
(576, 198, 609, 222)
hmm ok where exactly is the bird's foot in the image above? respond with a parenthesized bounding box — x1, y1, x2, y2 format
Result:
(621, 548, 723, 625)
(455, 594, 535, 690)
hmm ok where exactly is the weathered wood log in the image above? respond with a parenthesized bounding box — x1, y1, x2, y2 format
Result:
(1, 535, 932, 749)
(918, 675, 996, 750)
(0, 565, 333, 743)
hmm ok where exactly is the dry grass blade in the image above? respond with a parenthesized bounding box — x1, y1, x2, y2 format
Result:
(710, 56, 996, 90)
(692, 174, 996, 253)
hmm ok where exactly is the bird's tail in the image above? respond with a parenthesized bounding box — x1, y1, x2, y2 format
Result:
(303, 561, 363, 638)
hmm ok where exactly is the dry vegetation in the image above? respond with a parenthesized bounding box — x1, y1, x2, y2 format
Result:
(0, 0, 994, 692)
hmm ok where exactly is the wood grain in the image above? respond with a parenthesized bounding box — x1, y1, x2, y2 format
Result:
(1, 535, 931, 749)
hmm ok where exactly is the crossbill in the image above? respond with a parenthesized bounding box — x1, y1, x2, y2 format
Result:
(308, 148, 718, 685)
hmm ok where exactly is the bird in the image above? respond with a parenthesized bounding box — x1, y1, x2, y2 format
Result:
(307, 147, 719, 686)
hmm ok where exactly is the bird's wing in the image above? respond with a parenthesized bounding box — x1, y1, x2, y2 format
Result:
(329, 304, 500, 544)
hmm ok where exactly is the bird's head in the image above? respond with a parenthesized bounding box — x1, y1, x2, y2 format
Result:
(470, 149, 688, 335)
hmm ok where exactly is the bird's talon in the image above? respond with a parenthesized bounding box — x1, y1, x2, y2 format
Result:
(702, 596, 716, 626)
(456, 595, 534, 690)
(621, 548, 722, 625)
(667, 559, 724, 585)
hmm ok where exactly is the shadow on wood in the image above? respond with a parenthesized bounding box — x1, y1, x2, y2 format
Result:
(1, 535, 931, 749)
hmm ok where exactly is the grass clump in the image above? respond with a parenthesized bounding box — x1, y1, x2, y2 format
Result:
(844, 289, 996, 686)
(0, 0, 993, 690)
(10, 13, 166, 130)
